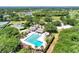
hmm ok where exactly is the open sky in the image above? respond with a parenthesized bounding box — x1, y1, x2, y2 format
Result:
(0, 0, 79, 6)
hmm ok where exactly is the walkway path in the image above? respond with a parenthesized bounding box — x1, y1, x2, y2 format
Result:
(46, 30, 62, 53)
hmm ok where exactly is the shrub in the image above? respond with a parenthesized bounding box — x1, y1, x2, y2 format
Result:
(53, 21, 61, 26)
(17, 48, 31, 53)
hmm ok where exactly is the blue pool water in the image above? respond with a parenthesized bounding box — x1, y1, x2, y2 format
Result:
(25, 33, 43, 47)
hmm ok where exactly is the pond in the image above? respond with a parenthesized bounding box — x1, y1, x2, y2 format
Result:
(0, 21, 9, 29)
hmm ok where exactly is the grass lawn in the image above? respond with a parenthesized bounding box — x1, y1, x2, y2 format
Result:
(9, 21, 26, 24)
(53, 27, 79, 53)
(51, 16, 60, 21)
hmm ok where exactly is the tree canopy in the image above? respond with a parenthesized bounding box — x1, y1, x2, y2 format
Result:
(0, 27, 20, 53)
(44, 22, 57, 33)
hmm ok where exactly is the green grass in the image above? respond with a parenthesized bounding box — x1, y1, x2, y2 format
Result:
(17, 48, 32, 53)
(51, 16, 60, 21)
(9, 21, 26, 24)
(53, 27, 79, 53)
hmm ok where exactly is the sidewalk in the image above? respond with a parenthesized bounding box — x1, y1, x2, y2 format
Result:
(46, 30, 62, 53)
(46, 33, 59, 53)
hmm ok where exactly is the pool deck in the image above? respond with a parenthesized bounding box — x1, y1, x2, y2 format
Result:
(20, 32, 47, 49)
(20, 32, 36, 48)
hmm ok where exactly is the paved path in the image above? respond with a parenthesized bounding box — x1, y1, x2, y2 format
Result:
(46, 33, 59, 53)
(46, 30, 62, 53)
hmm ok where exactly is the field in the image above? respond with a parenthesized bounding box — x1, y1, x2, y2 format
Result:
(53, 26, 79, 53)
(51, 16, 60, 21)
(10, 21, 26, 24)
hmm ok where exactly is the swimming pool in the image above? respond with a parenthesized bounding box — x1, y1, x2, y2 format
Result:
(25, 33, 43, 47)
